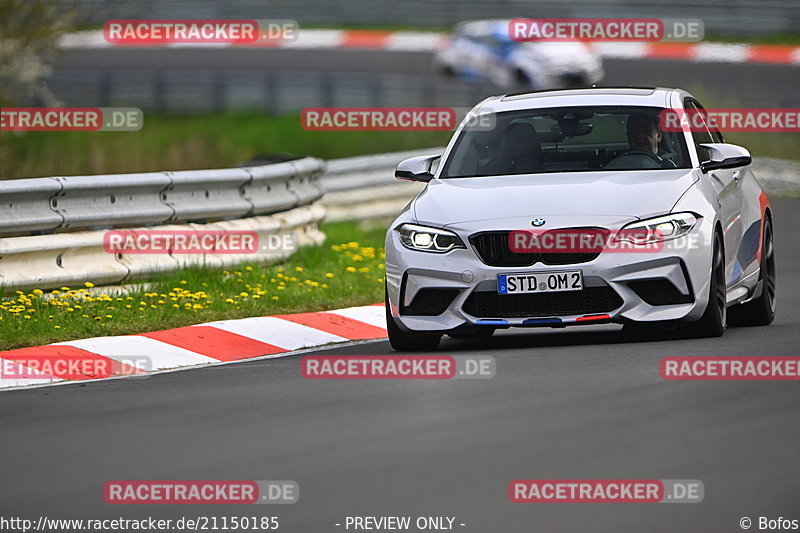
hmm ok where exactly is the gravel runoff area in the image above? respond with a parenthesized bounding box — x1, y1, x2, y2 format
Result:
(753, 157, 800, 197)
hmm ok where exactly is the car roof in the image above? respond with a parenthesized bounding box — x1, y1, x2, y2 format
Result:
(474, 87, 694, 114)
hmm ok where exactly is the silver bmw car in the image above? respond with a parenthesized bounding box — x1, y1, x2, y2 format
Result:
(385, 87, 776, 351)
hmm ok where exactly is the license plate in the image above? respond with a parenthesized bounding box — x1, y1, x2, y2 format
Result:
(497, 271, 583, 294)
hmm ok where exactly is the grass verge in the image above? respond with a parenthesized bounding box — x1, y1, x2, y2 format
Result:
(0, 220, 388, 351)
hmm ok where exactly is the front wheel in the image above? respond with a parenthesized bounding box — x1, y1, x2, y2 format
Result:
(684, 232, 727, 338)
(385, 290, 441, 352)
(728, 217, 776, 326)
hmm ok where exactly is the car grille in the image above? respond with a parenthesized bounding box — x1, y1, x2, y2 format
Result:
(628, 279, 694, 306)
(469, 230, 603, 267)
(402, 288, 459, 316)
(462, 285, 623, 318)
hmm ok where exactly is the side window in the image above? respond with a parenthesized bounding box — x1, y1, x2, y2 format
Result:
(473, 35, 502, 52)
(693, 100, 725, 143)
(685, 100, 714, 162)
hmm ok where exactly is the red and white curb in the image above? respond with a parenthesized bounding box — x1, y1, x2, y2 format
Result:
(59, 29, 800, 66)
(0, 304, 386, 391)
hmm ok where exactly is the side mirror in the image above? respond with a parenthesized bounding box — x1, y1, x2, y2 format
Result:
(395, 155, 440, 182)
(699, 143, 752, 173)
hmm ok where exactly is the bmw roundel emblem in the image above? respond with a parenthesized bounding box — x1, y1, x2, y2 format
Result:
(531, 218, 546, 227)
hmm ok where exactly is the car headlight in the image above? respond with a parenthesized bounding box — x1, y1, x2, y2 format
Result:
(397, 223, 465, 253)
(616, 212, 699, 244)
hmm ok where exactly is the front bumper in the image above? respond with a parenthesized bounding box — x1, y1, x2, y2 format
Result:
(385, 217, 715, 332)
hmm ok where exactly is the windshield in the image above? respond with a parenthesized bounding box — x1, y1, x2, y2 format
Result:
(440, 106, 692, 178)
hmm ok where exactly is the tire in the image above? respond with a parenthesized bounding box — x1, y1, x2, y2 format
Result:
(385, 289, 442, 352)
(684, 232, 727, 338)
(728, 217, 776, 326)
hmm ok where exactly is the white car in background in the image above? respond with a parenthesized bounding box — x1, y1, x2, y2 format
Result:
(385, 87, 776, 351)
(434, 20, 604, 89)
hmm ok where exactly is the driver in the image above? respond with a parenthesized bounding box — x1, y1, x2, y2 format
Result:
(606, 112, 677, 169)
(626, 112, 661, 154)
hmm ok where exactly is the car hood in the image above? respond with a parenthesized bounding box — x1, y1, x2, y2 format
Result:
(412, 169, 698, 227)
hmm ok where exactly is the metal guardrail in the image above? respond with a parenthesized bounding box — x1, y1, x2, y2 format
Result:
(0, 157, 325, 237)
(0, 158, 326, 291)
(0, 205, 326, 291)
(321, 148, 444, 221)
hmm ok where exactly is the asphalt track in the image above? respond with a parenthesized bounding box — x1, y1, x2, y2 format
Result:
(56, 48, 800, 107)
(2, 198, 799, 532)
